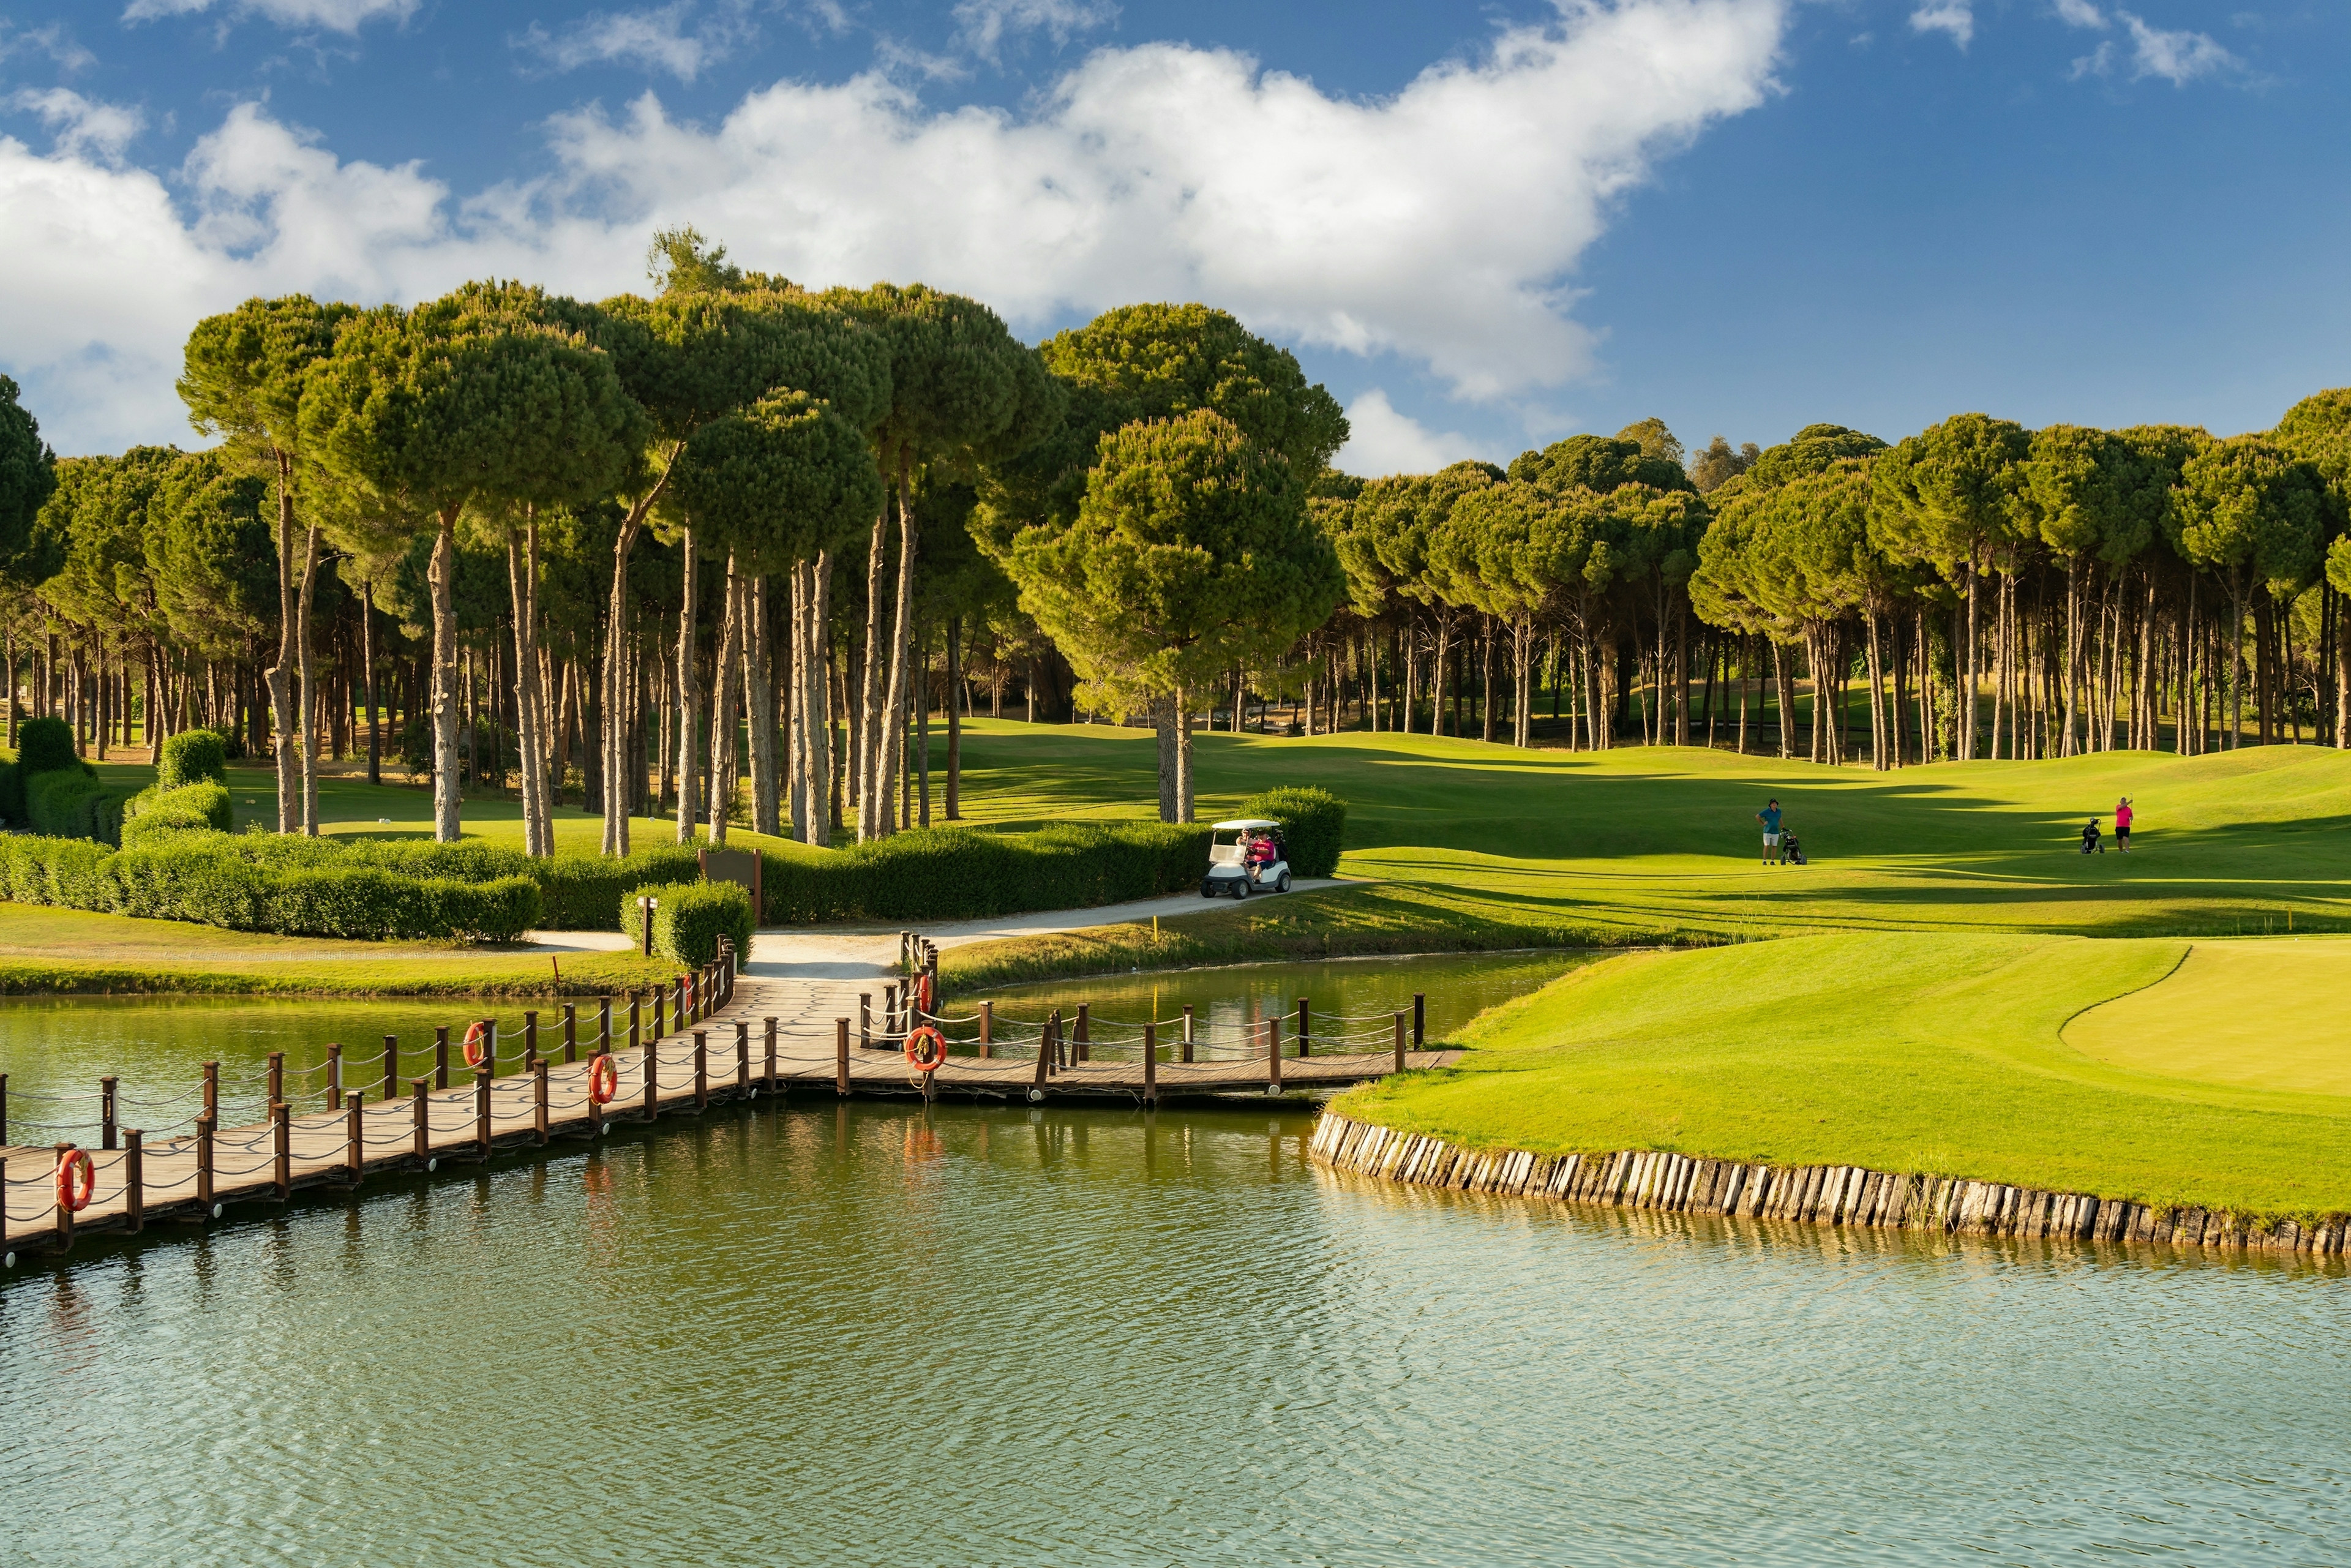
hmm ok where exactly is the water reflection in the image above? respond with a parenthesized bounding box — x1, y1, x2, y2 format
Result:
(0, 1098, 2342, 1567)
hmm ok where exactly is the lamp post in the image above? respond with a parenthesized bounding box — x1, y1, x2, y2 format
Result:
(638, 895, 659, 958)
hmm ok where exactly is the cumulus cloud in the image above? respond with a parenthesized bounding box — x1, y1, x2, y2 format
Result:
(1908, 1, 1971, 47)
(9, 90, 144, 164)
(515, 1, 753, 83)
(2063, 9, 2241, 85)
(1333, 391, 1488, 478)
(2052, 0, 2105, 26)
(0, 0, 1791, 452)
(121, 0, 418, 32)
(0, 19, 97, 72)
(952, 0, 1119, 62)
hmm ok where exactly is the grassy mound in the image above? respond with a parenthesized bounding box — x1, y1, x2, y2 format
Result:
(1332, 931, 2351, 1220)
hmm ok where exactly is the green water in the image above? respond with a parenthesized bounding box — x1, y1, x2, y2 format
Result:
(1, 1097, 2344, 1565)
(0, 997, 606, 1144)
(961, 949, 1595, 1057)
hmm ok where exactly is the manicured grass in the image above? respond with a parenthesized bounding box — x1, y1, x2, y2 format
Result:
(1330, 931, 2351, 1220)
(2065, 937, 2351, 1097)
(0, 903, 677, 997)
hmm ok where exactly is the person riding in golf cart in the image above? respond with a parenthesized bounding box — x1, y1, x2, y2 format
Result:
(1202, 819, 1291, 898)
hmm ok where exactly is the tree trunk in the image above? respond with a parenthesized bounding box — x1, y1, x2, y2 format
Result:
(857, 500, 890, 839)
(1175, 689, 1195, 822)
(504, 517, 550, 858)
(266, 449, 301, 833)
(706, 558, 743, 847)
(749, 574, 780, 837)
(945, 615, 963, 820)
(673, 528, 702, 844)
(428, 506, 463, 844)
(872, 444, 919, 840)
(1155, 700, 1179, 822)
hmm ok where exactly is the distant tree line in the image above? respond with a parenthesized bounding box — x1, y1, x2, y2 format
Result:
(0, 228, 2344, 855)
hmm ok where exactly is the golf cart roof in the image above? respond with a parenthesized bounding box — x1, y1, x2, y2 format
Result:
(1210, 819, 1281, 831)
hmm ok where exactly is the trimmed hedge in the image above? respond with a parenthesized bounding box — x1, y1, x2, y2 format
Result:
(15, 717, 75, 775)
(119, 781, 234, 847)
(758, 822, 1215, 925)
(620, 880, 754, 967)
(541, 844, 703, 929)
(28, 764, 133, 845)
(156, 728, 230, 789)
(1239, 787, 1347, 878)
(0, 830, 542, 942)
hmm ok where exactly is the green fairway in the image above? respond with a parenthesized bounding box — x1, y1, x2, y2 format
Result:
(1332, 931, 2351, 1219)
(2066, 937, 2351, 1097)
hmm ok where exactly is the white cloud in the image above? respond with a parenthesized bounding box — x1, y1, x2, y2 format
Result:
(2069, 39, 2113, 77)
(953, 0, 1119, 62)
(2119, 12, 2238, 84)
(0, 20, 97, 73)
(9, 90, 144, 164)
(1909, 2, 1971, 47)
(1333, 391, 1487, 478)
(2052, 0, 2105, 27)
(0, 0, 1791, 452)
(515, 1, 752, 83)
(121, 0, 418, 33)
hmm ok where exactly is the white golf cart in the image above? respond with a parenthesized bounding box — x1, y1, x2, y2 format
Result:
(1202, 818, 1291, 899)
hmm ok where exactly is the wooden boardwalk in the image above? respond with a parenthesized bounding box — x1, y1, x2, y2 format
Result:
(0, 942, 1449, 1262)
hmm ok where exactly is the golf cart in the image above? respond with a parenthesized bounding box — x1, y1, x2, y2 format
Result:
(1202, 818, 1290, 899)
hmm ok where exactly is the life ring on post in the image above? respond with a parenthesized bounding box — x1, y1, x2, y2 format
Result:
(462, 1020, 491, 1069)
(55, 1147, 95, 1213)
(904, 1026, 948, 1074)
(588, 1053, 620, 1106)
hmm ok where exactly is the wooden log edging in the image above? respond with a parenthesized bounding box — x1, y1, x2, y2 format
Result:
(1307, 1113, 2349, 1256)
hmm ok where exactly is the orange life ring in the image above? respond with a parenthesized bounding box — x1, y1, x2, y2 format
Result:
(904, 1025, 948, 1073)
(463, 1020, 491, 1068)
(916, 972, 936, 1017)
(55, 1147, 95, 1213)
(588, 1053, 620, 1106)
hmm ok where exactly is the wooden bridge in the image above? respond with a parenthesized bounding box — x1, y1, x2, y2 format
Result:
(0, 934, 1450, 1264)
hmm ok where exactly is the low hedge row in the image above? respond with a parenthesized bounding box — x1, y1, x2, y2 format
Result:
(1240, 787, 1346, 878)
(0, 830, 542, 942)
(27, 764, 135, 844)
(759, 821, 1215, 924)
(120, 781, 235, 847)
(157, 728, 229, 789)
(620, 880, 756, 967)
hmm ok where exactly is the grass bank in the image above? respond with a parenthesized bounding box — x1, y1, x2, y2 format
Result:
(1331, 932, 2351, 1221)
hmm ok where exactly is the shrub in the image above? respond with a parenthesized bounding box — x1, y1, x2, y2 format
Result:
(758, 821, 1214, 925)
(26, 764, 133, 845)
(1241, 787, 1346, 877)
(15, 716, 75, 776)
(156, 729, 230, 789)
(0, 756, 20, 827)
(119, 781, 234, 847)
(620, 879, 754, 967)
(541, 843, 702, 929)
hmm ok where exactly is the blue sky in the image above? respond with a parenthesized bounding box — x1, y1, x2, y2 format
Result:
(0, 0, 2344, 473)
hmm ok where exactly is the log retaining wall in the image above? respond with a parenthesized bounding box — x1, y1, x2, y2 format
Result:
(1308, 1113, 2347, 1255)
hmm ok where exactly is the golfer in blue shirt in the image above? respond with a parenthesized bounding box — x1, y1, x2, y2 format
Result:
(1758, 799, 1784, 866)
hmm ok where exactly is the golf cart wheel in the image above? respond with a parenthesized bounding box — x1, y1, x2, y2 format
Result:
(1200, 879, 1216, 898)
(1276, 872, 1291, 893)
(1234, 877, 1250, 898)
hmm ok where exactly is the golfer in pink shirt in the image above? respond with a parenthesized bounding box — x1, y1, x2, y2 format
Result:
(2114, 797, 2133, 853)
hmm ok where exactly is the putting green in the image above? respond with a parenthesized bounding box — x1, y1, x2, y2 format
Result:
(2064, 937, 2351, 1097)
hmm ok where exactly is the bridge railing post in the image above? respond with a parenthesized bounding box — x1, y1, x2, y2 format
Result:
(533, 1060, 550, 1146)
(599, 994, 613, 1057)
(1393, 1012, 1407, 1075)
(642, 1027, 659, 1119)
(1296, 998, 1310, 1059)
(410, 1079, 430, 1166)
(101, 1075, 118, 1150)
(271, 1100, 291, 1199)
(1143, 1024, 1158, 1107)
(197, 1115, 216, 1210)
(1413, 993, 1425, 1049)
(345, 1092, 364, 1184)
(763, 1017, 778, 1091)
(734, 1021, 749, 1094)
(979, 1001, 993, 1059)
(473, 1069, 492, 1160)
(326, 1044, 342, 1109)
(524, 1011, 539, 1073)
(692, 1030, 708, 1111)
(382, 1037, 398, 1103)
(266, 1052, 283, 1109)
(202, 1060, 219, 1123)
(835, 1018, 850, 1096)
(628, 991, 642, 1056)
(1182, 1007, 1195, 1064)
(0, 1071, 8, 1146)
(435, 1029, 450, 1090)
(563, 1004, 578, 1065)
(1266, 1018, 1282, 1092)
(124, 1129, 144, 1234)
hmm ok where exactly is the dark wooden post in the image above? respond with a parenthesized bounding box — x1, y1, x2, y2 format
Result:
(1413, 993, 1425, 1049)
(599, 994, 613, 1056)
(203, 1060, 219, 1123)
(563, 1004, 578, 1065)
(651, 982, 666, 1040)
(734, 1020, 749, 1093)
(345, 1092, 364, 1182)
(1048, 1010, 1063, 1075)
(326, 1043, 343, 1109)
(533, 1060, 550, 1145)
(860, 993, 872, 1051)
(435, 1027, 451, 1090)
(53, 1144, 72, 1250)
(642, 1026, 659, 1119)
(473, 1069, 492, 1160)
(197, 1114, 216, 1209)
(1182, 1006, 1195, 1064)
(883, 983, 898, 1039)
(124, 1128, 144, 1233)
(763, 1016, 778, 1090)
(1266, 1018, 1282, 1091)
(0, 1071, 8, 1146)
(835, 1018, 850, 1096)
(692, 1030, 709, 1111)
(410, 1078, 430, 1164)
(1393, 1012, 1408, 1074)
(523, 1011, 539, 1071)
(101, 1076, 118, 1150)
(484, 1018, 499, 1075)
(628, 991, 642, 1054)
(1142, 1023, 1158, 1106)
(266, 1051, 284, 1108)
(381, 1037, 399, 1103)
(1296, 997, 1310, 1058)
(272, 1100, 291, 1199)
(1075, 1003, 1090, 1062)
(1032, 1018, 1052, 1091)
(979, 1001, 993, 1059)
